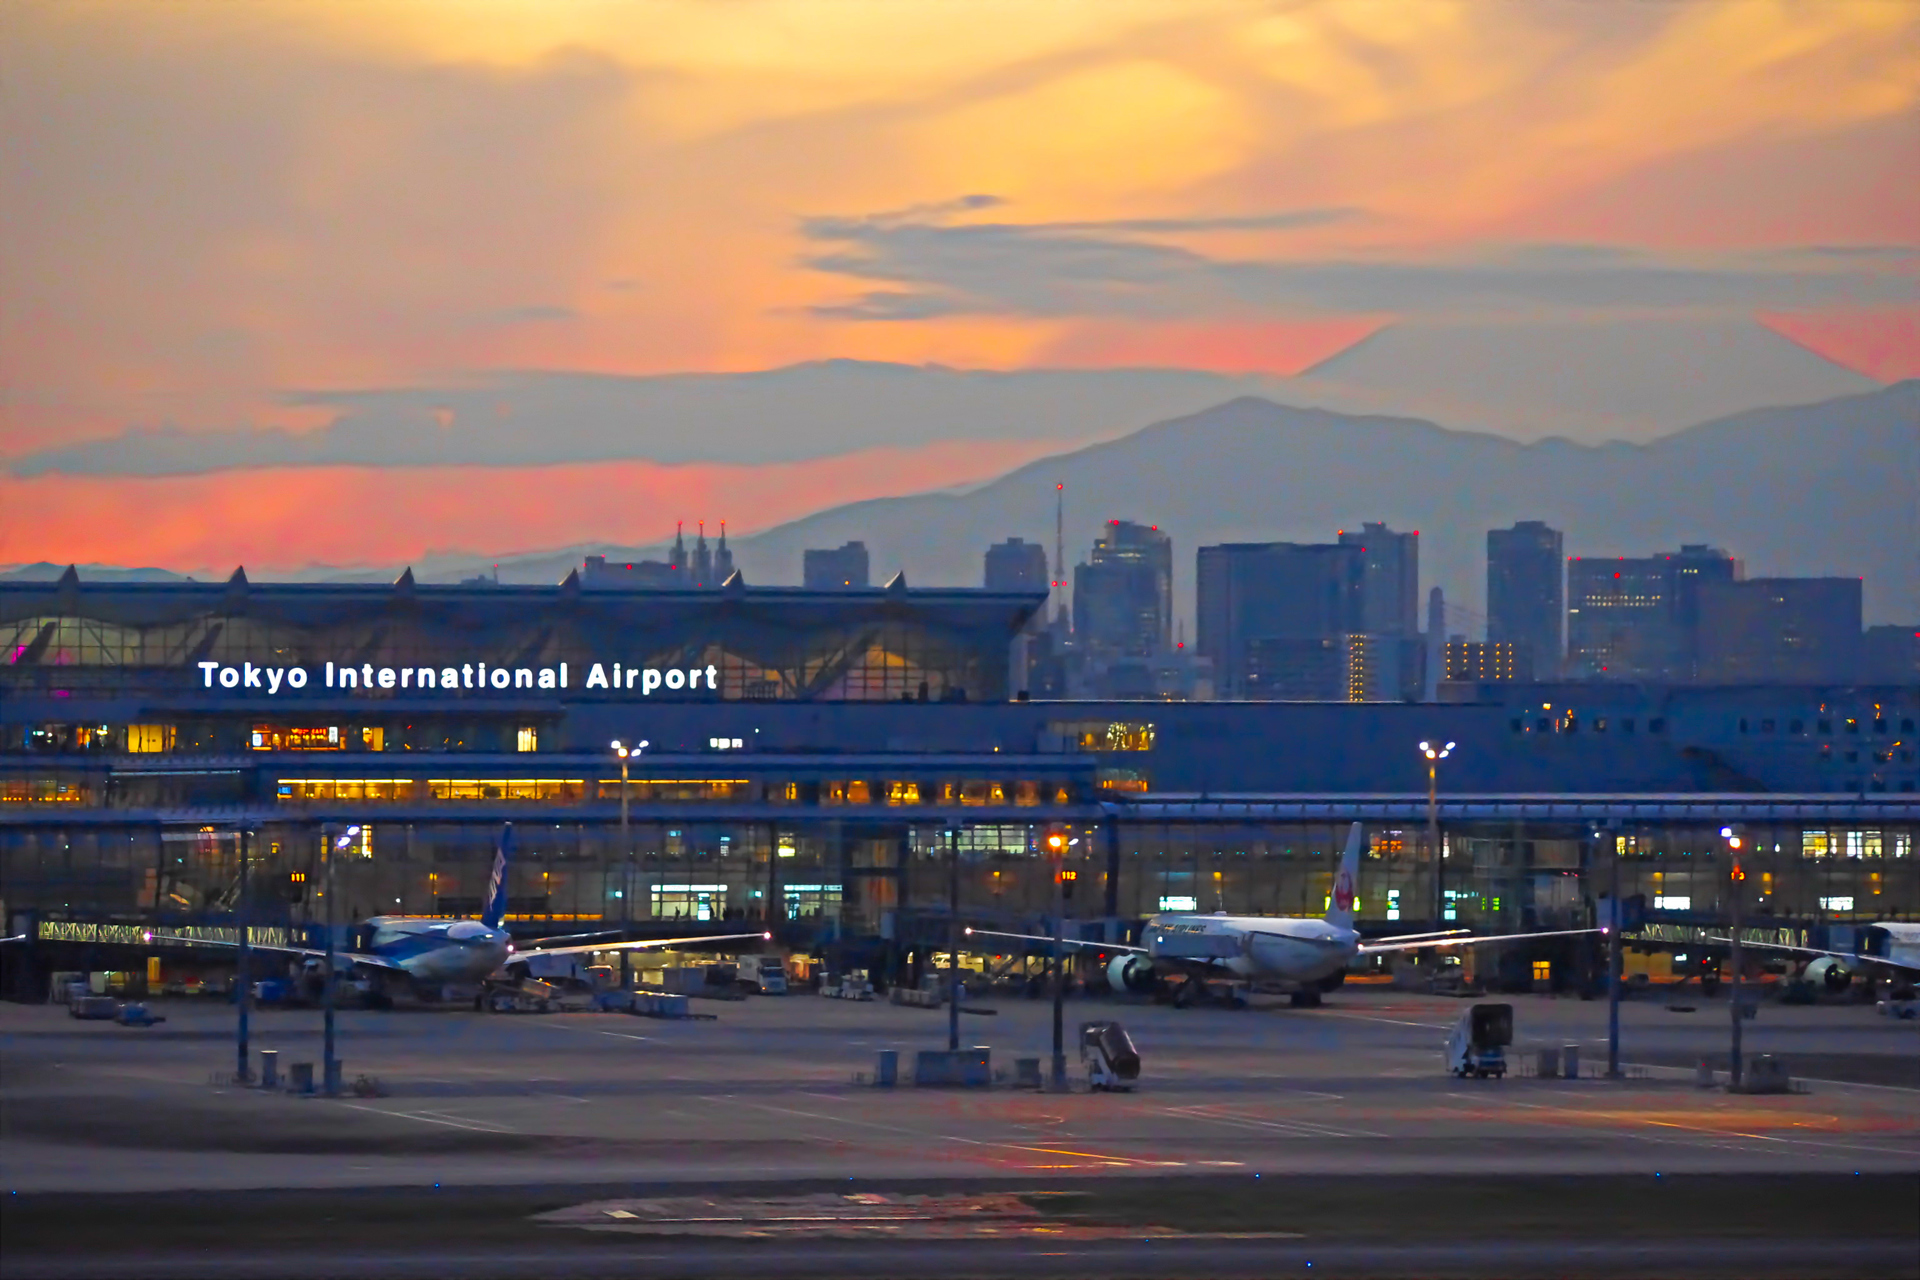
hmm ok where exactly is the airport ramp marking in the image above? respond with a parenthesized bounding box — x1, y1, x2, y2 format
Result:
(1501, 1098, 1919, 1159)
(1320, 1011, 1454, 1030)
(709, 1097, 1173, 1169)
(1153, 1102, 1385, 1139)
(339, 1102, 517, 1133)
(530, 1021, 651, 1042)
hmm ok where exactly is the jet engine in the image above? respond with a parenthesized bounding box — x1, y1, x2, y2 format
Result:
(1804, 955, 1851, 993)
(1107, 953, 1156, 994)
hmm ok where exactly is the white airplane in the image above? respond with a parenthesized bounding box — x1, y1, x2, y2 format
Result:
(1709, 921, 1920, 989)
(968, 822, 1597, 1006)
(150, 823, 767, 1003)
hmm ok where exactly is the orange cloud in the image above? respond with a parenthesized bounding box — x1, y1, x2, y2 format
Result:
(0, 437, 1079, 577)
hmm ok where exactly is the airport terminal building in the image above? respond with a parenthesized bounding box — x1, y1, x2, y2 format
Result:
(3, 570, 1916, 991)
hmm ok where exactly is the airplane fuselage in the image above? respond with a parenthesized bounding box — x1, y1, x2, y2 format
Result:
(1143, 913, 1359, 985)
(361, 916, 514, 986)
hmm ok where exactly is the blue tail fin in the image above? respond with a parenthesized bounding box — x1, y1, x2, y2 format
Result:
(1325, 822, 1363, 929)
(481, 823, 514, 929)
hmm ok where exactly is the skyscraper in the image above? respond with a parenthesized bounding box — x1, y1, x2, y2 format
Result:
(1566, 544, 1736, 679)
(1196, 541, 1367, 699)
(984, 537, 1048, 593)
(1486, 521, 1563, 679)
(803, 541, 870, 589)
(1695, 578, 1862, 683)
(1338, 522, 1419, 636)
(1073, 521, 1172, 657)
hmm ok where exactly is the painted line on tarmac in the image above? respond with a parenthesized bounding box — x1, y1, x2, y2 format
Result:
(709, 1096, 1174, 1169)
(1319, 1011, 1454, 1030)
(1501, 1097, 1920, 1160)
(1153, 1102, 1383, 1139)
(529, 1021, 651, 1042)
(339, 1102, 517, 1133)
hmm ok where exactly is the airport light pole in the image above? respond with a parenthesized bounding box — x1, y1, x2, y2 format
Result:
(1723, 825, 1747, 1090)
(1047, 829, 1068, 1089)
(948, 826, 961, 1053)
(321, 824, 359, 1097)
(1419, 741, 1455, 927)
(1600, 820, 1622, 1079)
(611, 740, 647, 987)
(235, 827, 252, 1083)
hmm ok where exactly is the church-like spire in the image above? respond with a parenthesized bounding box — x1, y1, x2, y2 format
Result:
(694, 520, 714, 587)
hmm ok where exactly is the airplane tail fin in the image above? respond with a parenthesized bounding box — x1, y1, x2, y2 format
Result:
(481, 823, 514, 929)
(1325, 822, 1363, 930)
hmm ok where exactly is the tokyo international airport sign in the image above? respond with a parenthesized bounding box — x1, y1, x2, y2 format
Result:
(196, 660, 718, 697)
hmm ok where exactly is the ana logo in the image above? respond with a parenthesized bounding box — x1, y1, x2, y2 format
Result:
(1332, 869, 1355, 912)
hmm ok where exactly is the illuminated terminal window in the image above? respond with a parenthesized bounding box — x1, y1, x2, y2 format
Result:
(279, 779, 418, 802)
(822, 780, 872, 805)
(595, 779, 749, 803)
(516, 726, 538, 753)
(1158, 895, 1198, 911)
(1819, 895, 1855, 912)
(652, 883, 726, 921)
(1, 777, 89, 804)
(1053, 721, 1155, 752)
(1098, 769, 1149, 794)
(252, 725, 341, 751)
(782, 883, 842, 919)
(126, 724, 175, 753)
(885, 780, 921, 806)
(432, 778, 587, 802)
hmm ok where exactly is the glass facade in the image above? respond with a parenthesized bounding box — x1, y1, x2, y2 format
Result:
(4, 816, 1912, 938)
(0, 578, 1042, 707)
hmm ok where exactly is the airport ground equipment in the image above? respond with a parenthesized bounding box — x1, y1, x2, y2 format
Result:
(822, 972, 874, 1000)
(68, 995, 118, 1020)
(258, 1049, 280, 1088)
(1079, 1020, 1141, 1092)
(914, 1046, 991, 1087)
(1445, 1003, 1512, 1078)
(746, 955, 788, 995)
(114, 1002, 164, 1027)
(873, 1049, 898, 1087)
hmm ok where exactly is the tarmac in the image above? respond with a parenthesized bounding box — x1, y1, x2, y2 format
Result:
(2, 986, 1916, 1276)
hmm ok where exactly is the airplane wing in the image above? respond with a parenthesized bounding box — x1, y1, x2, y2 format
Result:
(1358, 927, 1599, 955)
(962, 927, 1148, 954)
(513, 930, 772, 959)
(1369, 928, 1472, 944)
(1701, 936, 1920, 973)
(142, 932, 409, 972)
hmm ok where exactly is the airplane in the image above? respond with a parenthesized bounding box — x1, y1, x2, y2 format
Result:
(1706, 921, 1920, 992)
(967, 822, 1598, 1006)
(149, 823, 767, 1005)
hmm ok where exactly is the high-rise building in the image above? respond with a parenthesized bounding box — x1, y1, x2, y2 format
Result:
(984, 537, 1048, 593)
(1338, 522, 1419, 636)
(1197, 541, 1366, 699)
(1073, 521, 1172, 658)
(803, 541, 870, 590)
(1443, 640, 1531, 682)
(1864, 625, 1920, 684)
(583, 517, 736, 589)
(1567, 544, 1736, 680)
(1694, 578, 1863, 683)
(1486, 521, 1563, 679)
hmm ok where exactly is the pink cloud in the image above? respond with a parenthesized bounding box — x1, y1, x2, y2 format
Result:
(0, 437, 1077, 577)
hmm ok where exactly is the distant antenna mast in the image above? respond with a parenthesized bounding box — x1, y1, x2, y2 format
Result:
(1054, 481, 1066, 625)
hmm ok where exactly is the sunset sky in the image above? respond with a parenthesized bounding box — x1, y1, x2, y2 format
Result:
(2, 0, 1915, 574)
